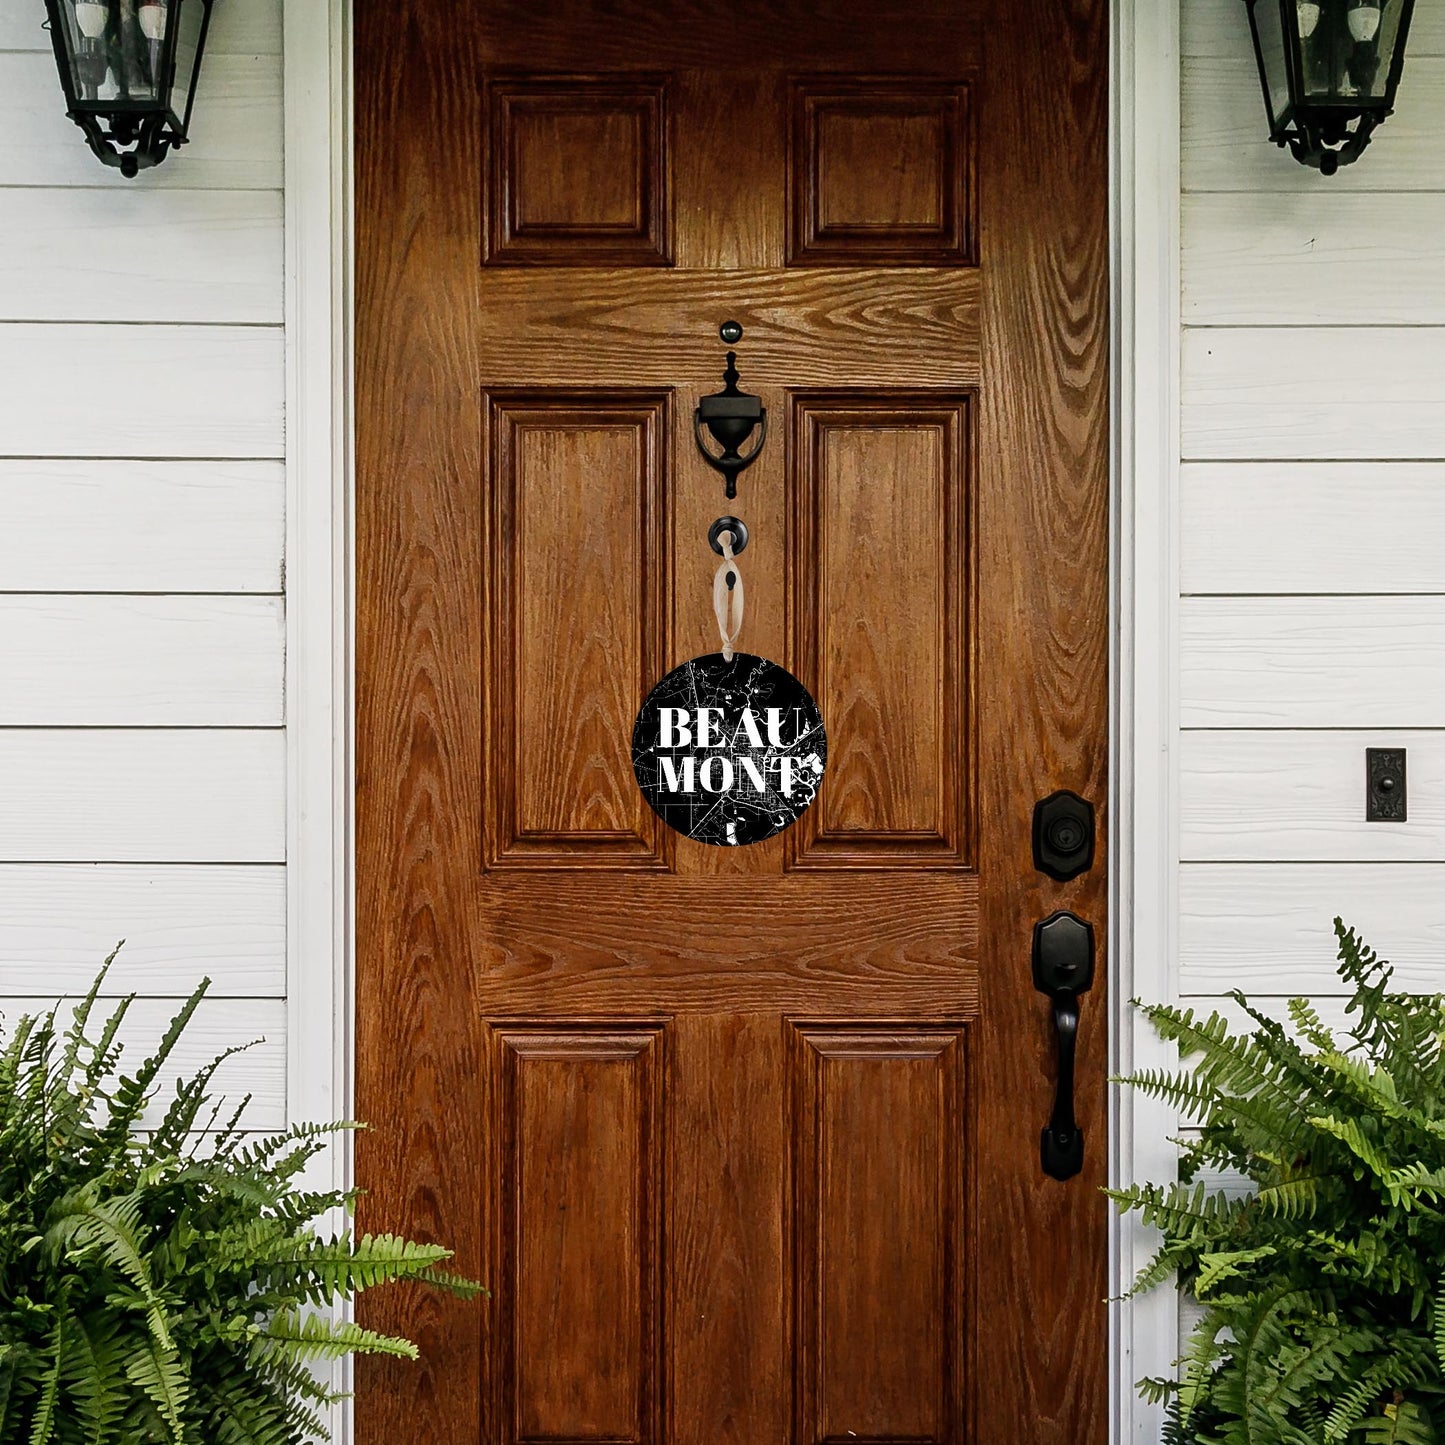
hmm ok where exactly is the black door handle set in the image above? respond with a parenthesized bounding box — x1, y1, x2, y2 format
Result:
(1030, 791, 1096, 1182)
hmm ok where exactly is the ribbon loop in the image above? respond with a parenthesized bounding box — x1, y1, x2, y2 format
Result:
(711, 528, 745, 661)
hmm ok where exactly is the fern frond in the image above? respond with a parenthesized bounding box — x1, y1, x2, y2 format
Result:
(263, 1232, 470, 1303)
(148, 1038, 258, 1156)
(48, 946, 122, 1135)
(1116, 1066, 1220, 1119)
(1255, 1175, 1325, 1221)
(1325, 1356, 1401, 1441)
(99, 981, 210, 1149)
(83, 990, 133, 1099)
(44, 1190, 172, 1350)
(1193, 1246, 1277, 1298)
(1353, 1399, 1440, 1445)
(207, 1364, 309, 1445)
(122, 1337, 188, 1442)
(24, 1311, 63, 1445)
(254, 1308, 419, 1363)
(1289, 996, 1338, 1051)
(1105, 1181, 1239, 1238)
(1308, 1113, 1394, 1183)
(60, 1310, 128, 1444)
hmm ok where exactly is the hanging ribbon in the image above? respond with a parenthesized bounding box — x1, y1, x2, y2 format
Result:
(712, 528, 745, 662)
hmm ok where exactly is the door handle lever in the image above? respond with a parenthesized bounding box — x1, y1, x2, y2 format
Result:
(1042, 988, 1083, 1180)
(1032, 911, 1095, 1181)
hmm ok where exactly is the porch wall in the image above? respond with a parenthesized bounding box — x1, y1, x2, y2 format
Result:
(1177, 0, 1445, 1011)
(0, 2, 288, 1124)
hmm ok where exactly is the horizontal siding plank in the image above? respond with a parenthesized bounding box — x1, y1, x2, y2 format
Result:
(1180, 864, 1445, 995)
(0, 52, 281, 190)
(0, 190, 282, 323)
(0, 324, 283, 459)
(1183, 193, 1445, 326)
(1182, 328, 1445, 460)
(0, 596, 284, 726)
(1183, 58, 1445, 193)
(1181, 462, 1445, 595)
(1183, 0, 1445, 57)
(0, 864, 285, 997)
(0, 460, 284, 592)
(0, 730, 284, 863)
(0, 0, 282, 52)
(0, 996, 285, 1131)
(1182, 597, 1445, 728)
(1181, 730, 1445, 862)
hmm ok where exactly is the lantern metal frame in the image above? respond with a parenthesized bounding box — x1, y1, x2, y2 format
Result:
(1243, 0, 1414, 173)
(43, 0, 215, 177)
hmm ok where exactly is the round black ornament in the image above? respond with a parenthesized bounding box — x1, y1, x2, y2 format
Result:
(632, 652, 827, 847)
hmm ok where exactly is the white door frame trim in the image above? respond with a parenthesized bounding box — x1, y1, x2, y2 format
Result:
(1109, 1, 1183, 1440)
(283, 3, 1183, 1439)
(282, 0, 355, 1435)
(283, 0, 353, 1181)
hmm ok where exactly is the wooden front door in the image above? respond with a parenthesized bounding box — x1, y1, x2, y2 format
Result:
(355, 3, 1109, 1443)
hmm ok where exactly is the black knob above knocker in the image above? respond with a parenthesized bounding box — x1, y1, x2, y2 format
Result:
(708, 516, 749, 557)
(695, 323, 767, 500)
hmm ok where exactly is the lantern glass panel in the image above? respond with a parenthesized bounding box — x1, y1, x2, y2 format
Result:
(56, 0, 207, 123)
(1252, 0, 1291, 128)
(1298, 0, 1403, 104)
(61, 0, 160, 107)
(171, 0, 207, 129)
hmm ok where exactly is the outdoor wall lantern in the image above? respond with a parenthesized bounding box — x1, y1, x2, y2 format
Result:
(44, 0, 214, 176)
(1244, 0, 1414, 173)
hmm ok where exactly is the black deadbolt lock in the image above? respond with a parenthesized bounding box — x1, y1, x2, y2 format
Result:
(1032, 790, 1095, 882)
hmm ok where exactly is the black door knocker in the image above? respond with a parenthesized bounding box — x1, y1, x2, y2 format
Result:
(694, 320, 767, 500)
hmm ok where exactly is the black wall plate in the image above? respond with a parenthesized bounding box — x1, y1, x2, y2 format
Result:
(1367, 748, 1407, 822)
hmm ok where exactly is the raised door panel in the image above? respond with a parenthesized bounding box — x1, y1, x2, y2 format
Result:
(485, 392, 670, 869)
(789, 80, 974, 266)
(789, 394, 972, 869)
(790, 1024, 969, 1445)
(487, 1024, 667, 1445)
(486, 77, 671, 266)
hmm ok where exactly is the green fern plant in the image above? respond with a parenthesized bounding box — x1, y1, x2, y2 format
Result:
(1112, 921, 1445, 1444)
(0, 952, 482, 1445)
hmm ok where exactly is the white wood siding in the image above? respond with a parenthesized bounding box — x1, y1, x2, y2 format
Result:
(0, 3, 286, 1123)
(1181, 731, 1445, 862)
(1180, 865, 1445, 995)
(1183, 57, 1445, 192)
(0, 461, 284, 592)
(0, 190, 284, 323)
(0, 53, 281, 189)
(1178, 4, 1445, 1017)
(1181, 462, 1445, 594)
(0, 865, 285, 996)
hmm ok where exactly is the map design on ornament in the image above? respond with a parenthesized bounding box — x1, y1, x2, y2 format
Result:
(631, 652, 827, 847)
